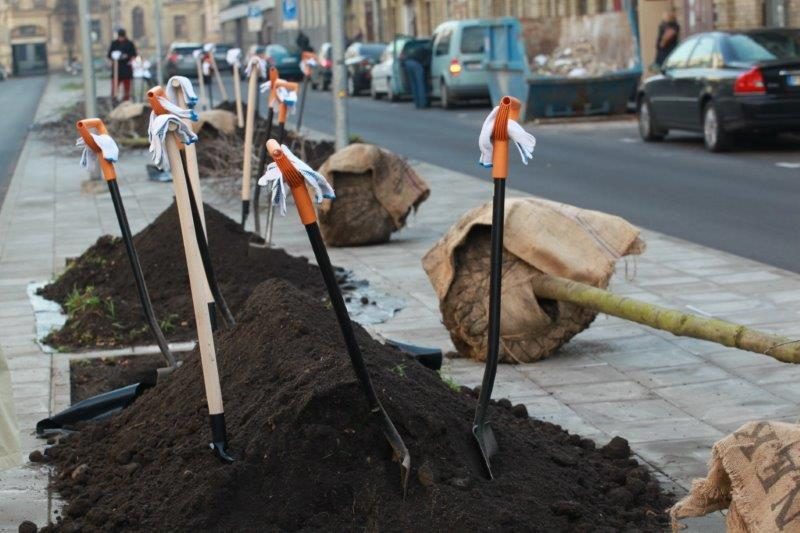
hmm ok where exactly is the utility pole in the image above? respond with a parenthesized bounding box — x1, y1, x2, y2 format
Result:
(330, 0, 348, 150)
(154, 0, 165, 86)
(77, 0, 96, 117)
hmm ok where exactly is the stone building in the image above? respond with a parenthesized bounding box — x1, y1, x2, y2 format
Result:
(0, 0, 221, 74)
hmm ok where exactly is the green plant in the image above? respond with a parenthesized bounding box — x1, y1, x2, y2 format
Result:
(438, 371, 461, 393)
(64, 286, 101, 316)
(159, 314, 178, 334)
(390, 363, 407, 378)
(104, 297, 116, 319)
(348, 134, 365, 144)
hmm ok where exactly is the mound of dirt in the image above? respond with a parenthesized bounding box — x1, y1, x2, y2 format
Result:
(39, 202, 328, 350)
(38, 279, 672, 532)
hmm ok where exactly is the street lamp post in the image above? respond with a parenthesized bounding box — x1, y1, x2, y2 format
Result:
(77, 0, 96, 117)
(330, 0, 348, 150)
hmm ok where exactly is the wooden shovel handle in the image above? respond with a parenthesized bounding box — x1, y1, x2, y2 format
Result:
(267, 139, 316, 225)
(147, 86, 186, 149)
(491, 96, 522, 180)
(76, 118, 116, 181)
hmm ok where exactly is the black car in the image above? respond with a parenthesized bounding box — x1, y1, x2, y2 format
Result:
(637, 28, 800, 151)
(345, 42, 386, 95)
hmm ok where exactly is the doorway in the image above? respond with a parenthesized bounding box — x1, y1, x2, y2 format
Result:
(12, 43, 48, 75)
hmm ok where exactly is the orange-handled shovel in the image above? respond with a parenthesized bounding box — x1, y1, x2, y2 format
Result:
(76, 118, 177, 370)
(162, 116, 233, 462)
(267, 139, 410, 494)
(472, 96, 522, 479)
(262, 78, 299, 246)
(252, 67, 280, 242)
(148, 86, 236, 329)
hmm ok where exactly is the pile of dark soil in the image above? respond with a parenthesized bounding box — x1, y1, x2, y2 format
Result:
(39, 202, 328, 350)
(38, 279, 672, 532)
(70, 355, 168, 403)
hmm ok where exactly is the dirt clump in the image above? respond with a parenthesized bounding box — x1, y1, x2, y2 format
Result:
(38, 279, 672, 532)
(39, 202, 327, 350)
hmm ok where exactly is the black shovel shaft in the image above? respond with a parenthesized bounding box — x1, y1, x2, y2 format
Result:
(179, 153, 236, 328)
(107, 180, 177, 368)
(252, 108, 275, 227)
(473, 178, 506, 427)
(296, 77, 309, 132)
(277, 121, 286, 145)
(304, 222, 380, 409)
(240, 199, 249, 229)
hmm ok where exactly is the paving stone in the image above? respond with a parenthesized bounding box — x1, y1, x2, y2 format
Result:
(517, 361, 629, 387)
(550, 380, 654, 404)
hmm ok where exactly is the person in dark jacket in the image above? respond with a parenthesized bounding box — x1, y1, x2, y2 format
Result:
(655, 10, 680, 66)
(403, 43, 430, 109)
(108, 28, 137, 101)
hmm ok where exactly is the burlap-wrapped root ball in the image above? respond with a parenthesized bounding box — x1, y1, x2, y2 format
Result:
(422, 198, 645, 363)
(318, 144, 430, 246)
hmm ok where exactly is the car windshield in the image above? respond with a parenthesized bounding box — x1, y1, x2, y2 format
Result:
(725, 31, 800, 62)
(175, 46, 200, 55)
(266, 44, 288, 56)
(361, 44, 386, 58)
(461, 26, 486, 54)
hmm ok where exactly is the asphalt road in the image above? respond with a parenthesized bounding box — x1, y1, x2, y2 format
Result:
(0, 76, 47, 208)
(227, 76, 800, 272)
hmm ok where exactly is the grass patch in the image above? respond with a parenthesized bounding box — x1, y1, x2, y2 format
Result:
(438, 370, 461, 393)
(64, 286, 101, 316)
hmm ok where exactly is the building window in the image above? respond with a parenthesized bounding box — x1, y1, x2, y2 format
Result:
(132, 7, 145, 39)
(173, 15, 187, 39)
(62, 19, 75, 44)
(577, 0, 587, 15)
(90, 19, 102, 42)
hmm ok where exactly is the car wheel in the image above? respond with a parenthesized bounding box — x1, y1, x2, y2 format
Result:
(703, 101, 732, 152)
(387, 78, 398, 102)
(637, 97, 666, 141)
(441, 80, 455, 109)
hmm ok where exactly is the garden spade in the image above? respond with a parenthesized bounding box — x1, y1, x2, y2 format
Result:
(251, 67, 279, 242)
(163, 116, 233, 462)
(148, 85, 236, 328)
(264, 139, 410, 494)
(240, 56, 263, 229)
(472, 96, 522, 480)
(261, 78, 298, 247)
(76, 118, 177, 370)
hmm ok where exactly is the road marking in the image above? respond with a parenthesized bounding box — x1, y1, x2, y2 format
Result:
(620, 137, 639, 143)
(775, 162, 800, 169)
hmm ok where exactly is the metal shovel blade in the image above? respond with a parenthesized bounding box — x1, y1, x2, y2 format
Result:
(472, 421, 498, 479)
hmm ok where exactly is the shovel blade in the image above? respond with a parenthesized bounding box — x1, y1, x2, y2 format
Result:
(373, 405, 410, 497)
(472, 422, 498, 479)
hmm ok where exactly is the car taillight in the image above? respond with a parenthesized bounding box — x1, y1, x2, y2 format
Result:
(734, 67, 765, 95)
(449, 58, 462, 76)
(168, 53, 180, 63)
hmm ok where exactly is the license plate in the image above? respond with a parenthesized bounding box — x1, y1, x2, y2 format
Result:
(788, 75, 800, 87)
(465, 62, 482, 71)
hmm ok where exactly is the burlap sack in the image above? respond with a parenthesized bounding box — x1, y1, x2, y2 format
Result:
(192, 109, 237, 136)
(671, 421, 800, 532)
(108, 101, 146, 121)
(0, 346, 21, 470)
(317, 143, 430, 246)
(422, 197, 644, 363)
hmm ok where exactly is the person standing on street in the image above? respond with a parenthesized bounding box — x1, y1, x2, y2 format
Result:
(108, 29, 137, 101)
(655, 9, 680, 67)
(403, 44, 430, 109)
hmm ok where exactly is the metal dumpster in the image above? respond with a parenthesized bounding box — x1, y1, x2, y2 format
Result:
(485, 9, 642, 121)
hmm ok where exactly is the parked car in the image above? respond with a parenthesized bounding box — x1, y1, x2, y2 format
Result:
(370, 36, 432, 101)
(164, 42, 202, 78)
(637, 28, 800, 152)
(345, 42, 386, 95)
(429, 19, 492, 108)
(311, 42, 333, 90)
(264, 44, 303, 80)
(164, 42, 203, 78)
(211, 43, 234, 68)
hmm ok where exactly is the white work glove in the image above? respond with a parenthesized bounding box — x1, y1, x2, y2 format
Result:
(166, 75, 199, 109)
(76, 133, 119, 172)
(478, 106, 536, 168)
(226, 48, 242, 67)
(203, 43, 215, 53)
(110, 50, 122, 61)
(245, 57, 267, 79)
(257, 144, 335, 216)
(147, 114, 198, 170)
(259, 80, 298, 114)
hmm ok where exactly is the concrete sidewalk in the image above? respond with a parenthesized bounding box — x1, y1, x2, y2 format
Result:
(4, 74, 800, 531)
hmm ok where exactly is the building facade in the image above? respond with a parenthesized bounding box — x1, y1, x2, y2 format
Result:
(0, 0, 221, 74)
